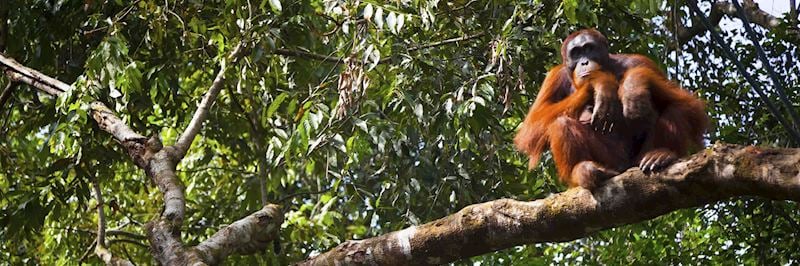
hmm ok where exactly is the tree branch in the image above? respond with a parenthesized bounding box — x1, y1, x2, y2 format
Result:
(0, 81, 15, 110)
(1, 53, 153, 168)
(675, 0, 785, 45)
(300, 143, 800, 265)
(144, 42, 288, 265)
(687, 0, 800, 144)
(273, 48, 345, 63)
(274, 32, 486, 65)
(189, 204, 283, 264)
(1, 48, 285, 265)
(0, 55, 70, 93)
(733, 0, 800, 137)
(92, 179, 134, 266)
(147, 43, 250, 245)
(146, 146, 186, 225)
(106, 230, 147, 240)
(145, 219, 187, 264)
(107, 238, 149, 248)
(376, 32, 486, 64)
(407, 32, 486, 53)
(0, 56, 68, 95)
(174, 42, 247, 158)
(92, 180, 107, 251)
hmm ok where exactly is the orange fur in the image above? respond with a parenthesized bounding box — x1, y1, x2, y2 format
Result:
(514, 69, 619, 180)
(620, 67, 708, 158)
(516, 29, 708, 189)
(515, 68, 706, 188)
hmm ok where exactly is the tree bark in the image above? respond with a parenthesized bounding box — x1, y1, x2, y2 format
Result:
(300, 143, 800, 265)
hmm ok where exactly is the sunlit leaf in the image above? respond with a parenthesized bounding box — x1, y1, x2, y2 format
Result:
(268, 0, 282, 13)
(363, 4, 374, 21)
(375, 7, 384, 29)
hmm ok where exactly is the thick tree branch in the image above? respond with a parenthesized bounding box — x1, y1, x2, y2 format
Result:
(174, 42, 246, 158)
(145, 219, 187, 264)
(1, 57, 68, 95)
(145, 42, 289, 265)
(675, 0, 785, 45)
(0, 54, 150, 167)
(147, 146, 186, 225)
(0, 54, 181, 228)
(147, 203, 284, 265)
(146, 44, 250, 255)
(92, 180, 134, 266)
(300, 143, 800, 265)
(0, 55, 70, 93)
(189, 204, 283, 264)
(145, 44, 250, 257)
(90, 102, 152, 166)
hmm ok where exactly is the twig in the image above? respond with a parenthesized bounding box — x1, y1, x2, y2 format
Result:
(445, 0, 478, 13)
(83, 0, 144, 36)
(106, 230, 147, 240)
(379, 32, 486, 64)
(408, 32, 486, 53)
(177, 166, 254, 175)
(274, 31, 486, 64)
(78, 239, 98, 263)
(107, 238, 149, 248)
(0, 81, 15, 110)
(273, 48, 345, 63)
(278, 188, 332, 204)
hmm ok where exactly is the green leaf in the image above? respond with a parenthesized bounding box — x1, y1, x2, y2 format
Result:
(562, 0, 577, 23)
(267, 92, 289, 118)
(267, 0, 282, 13)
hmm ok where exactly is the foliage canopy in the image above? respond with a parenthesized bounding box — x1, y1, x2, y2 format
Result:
(1, 0, 799, 264)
